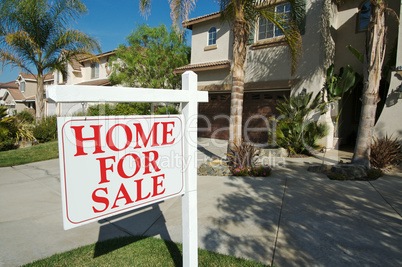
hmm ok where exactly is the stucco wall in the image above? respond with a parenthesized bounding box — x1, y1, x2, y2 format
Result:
(190, 0, 326, 96)
(58, 55, 111, 85)
(375, 72, 402, 137)
(334, 0, 401, 141)
(81, 56, 110, 82)
(197, 69, 231, 88)
(374, 0, 402, 138)
(23, 81, 37, 98)
(190, 17, 232, 64)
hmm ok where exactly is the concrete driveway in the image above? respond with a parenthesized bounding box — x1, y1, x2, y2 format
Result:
(1, 139, 402, 266)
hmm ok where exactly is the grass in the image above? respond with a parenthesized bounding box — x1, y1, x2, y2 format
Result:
(23, 236, 268, 266)
(0, 141, 58, 167)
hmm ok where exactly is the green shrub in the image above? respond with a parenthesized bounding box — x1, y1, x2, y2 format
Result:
(16, 110, 34, 123)
(87, 103, 151, 116)
(231, 166, 249, 176)
(0, 107, 17, 151)
(0, 138, 17, 151)
(86, 103, 114, 116)
(155, 105, 179, 115)
(249, 164, 272, 177)
(370, 135, 402, 169)
(33, 116, 57, 143)
(275, 92, 328, 156)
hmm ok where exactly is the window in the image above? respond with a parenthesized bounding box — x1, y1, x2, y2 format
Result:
(20, 81, 25, 93)
(258, 3, 291, 40)
(252, 94, 261, 100)
(91, 63, 99, 79)
(63, 64, 68, 83)
(264, 94, 273, 99)
(208, 27, 217, 46)
(358, 1, 371, 31)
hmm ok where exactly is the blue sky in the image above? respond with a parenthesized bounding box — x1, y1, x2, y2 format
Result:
(0, 0, 219, 83)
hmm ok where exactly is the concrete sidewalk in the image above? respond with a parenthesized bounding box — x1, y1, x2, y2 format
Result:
(1, 139, 402, 266)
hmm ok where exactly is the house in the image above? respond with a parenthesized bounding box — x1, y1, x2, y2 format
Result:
(49, 50, 116, 116)
(0, 50, 116, 117)
(0, 81, 19, 115)
(0, 73, 53, 115)
(175, 0, 401, 148)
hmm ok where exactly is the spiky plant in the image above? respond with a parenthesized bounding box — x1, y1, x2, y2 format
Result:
(370, 135, 402, 169)
(226, 139, 258, 174)
(275, 92, 328, 156)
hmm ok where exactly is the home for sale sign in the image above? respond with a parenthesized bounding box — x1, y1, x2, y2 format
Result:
(58, 115, 184, 230)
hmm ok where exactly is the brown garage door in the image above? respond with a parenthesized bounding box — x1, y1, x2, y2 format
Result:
(198, 90, 290, 144)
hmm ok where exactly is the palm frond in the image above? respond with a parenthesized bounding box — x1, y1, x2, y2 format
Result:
(139, 0, 152, 18)
(169, 0, 196, 26)
(220, 0, 303, 74)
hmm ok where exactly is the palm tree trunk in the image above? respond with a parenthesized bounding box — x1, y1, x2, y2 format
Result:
(352, 1, 386, 167)
(228, 16, 249, 153)
(35, 73, 45, 122)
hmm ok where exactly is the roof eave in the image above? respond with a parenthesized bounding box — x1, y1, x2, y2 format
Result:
(182, 12, 221, 29)
(174, 61, 231, 74)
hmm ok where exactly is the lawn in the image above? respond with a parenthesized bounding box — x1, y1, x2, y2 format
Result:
(23, 236, 268, 266)
(0, 141, 58, 167)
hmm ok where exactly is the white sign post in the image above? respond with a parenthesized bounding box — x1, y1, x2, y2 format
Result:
(47, 71, 207, 267)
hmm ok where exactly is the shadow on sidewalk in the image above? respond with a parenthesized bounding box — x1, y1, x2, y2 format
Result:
(197, 144, 223, 160)
(201, 168, 402, 266)
(93, 204, 182, 266)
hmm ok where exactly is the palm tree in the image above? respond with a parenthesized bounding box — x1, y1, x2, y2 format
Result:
(351, 0, 392, 167)
(219, 0, 303, 152)
(0, 0, 101, 121)
(140, 0, 303, 153)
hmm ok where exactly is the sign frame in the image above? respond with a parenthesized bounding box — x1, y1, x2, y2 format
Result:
(47, 71, 207, 267)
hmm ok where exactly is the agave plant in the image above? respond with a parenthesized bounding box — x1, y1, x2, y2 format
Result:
(15, 120, 35, 142)
(226, 139, 258, 174)
(275, 92, 328, 156)
(370, 135, 402, 169)
(0, 107, 36, 150)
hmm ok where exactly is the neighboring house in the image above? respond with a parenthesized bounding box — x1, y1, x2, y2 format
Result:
(0, 50, 115, 117)
(49, 50, 116, 116)
(175, 0, 401, 148)
(0, 81, 19, 115)
(0, 73, 53, 115)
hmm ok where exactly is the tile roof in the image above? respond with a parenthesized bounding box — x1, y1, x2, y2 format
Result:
(75, 78, 111, 86)
(20, 73, 54, 81)
(174, 60, 231, 74)
(0, 81, 18, 89)
(182, 12, 221, 29)
(7, 88, 26, 101)
(63, 50, 116, 71)
(25, 95, 36, 101)
(71, 55, 86, 71)
(0, 89, 8, 99)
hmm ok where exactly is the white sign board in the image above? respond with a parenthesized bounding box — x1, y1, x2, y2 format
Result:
(58, 115, 184, 230)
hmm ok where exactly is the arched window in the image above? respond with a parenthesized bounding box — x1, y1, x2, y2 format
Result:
(208, 27, 217, 46)
(358, 1, 371, 31)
